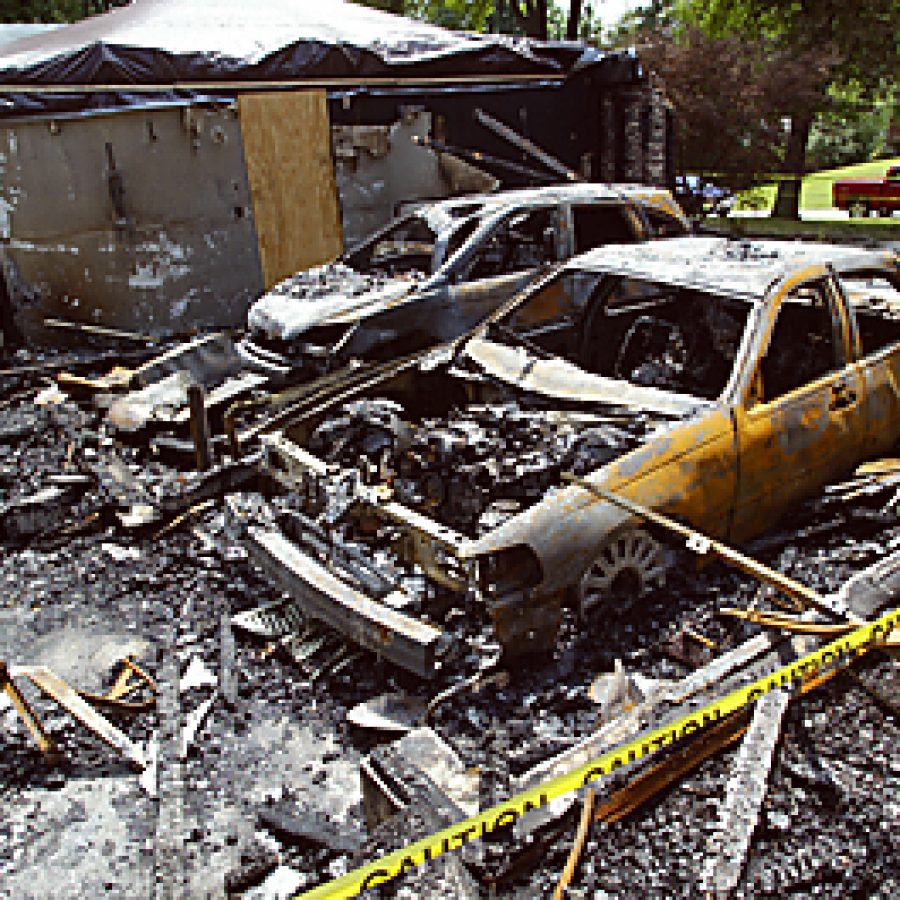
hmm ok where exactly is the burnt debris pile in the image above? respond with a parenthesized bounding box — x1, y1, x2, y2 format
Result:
(0, 350, 898, 900)
(308, 399, 659, 536)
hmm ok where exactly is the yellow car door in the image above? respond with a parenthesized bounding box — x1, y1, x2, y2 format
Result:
(730, 274, 867, 544)
(835, 271, 900, 459)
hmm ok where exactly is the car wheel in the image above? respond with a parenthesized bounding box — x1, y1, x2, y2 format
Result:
(578, 525, 668, 619)
(849, 201, 868, 218)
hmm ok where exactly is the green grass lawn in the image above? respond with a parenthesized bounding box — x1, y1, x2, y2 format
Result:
(701, 217, 900, 244)
(734, 157, 900, 212)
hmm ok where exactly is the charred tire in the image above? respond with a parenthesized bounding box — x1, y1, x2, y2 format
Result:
(849, 201, 868, 219)
(577, 525, 669, 620)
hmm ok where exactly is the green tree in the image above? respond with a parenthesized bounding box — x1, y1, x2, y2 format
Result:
(365, 0, 494, 31)
(806, 89, 895, 171)
(637, 24, 832, 191)
(679, 0, 899, 218)
(360, 1, 599, 43)
(0, 0, 126, 23)
(363, 0, 555, 40)
(420, 0, 494, 31)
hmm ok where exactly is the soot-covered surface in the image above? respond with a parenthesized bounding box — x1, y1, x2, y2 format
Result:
(0, 356, 897, 899)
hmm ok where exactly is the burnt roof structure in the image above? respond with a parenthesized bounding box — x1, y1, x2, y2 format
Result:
(0, 0, 641, 118)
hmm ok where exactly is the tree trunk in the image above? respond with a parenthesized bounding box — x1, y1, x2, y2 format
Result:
(513, 0, 548, 40)
(773, 110, 813, 220)
(566, 0, 583, 40)
(537, 0, 548, 40)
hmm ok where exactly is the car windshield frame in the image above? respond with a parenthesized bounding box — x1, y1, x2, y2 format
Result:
(466, 266, 756, 412)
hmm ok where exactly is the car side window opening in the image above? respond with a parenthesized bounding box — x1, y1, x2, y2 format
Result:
(841, 275, 900, 355)
(571, 205, 637, 252)
(489, 271, 589, 359)
(758, 281, 844, 403)
(506, 271, 601, 329)
(344, 215, 437, 277)
(467, 208, 556, 280)
(644, 208, 689, 238)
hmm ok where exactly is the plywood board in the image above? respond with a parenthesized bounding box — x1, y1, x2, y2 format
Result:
(238, 90, 343, 289)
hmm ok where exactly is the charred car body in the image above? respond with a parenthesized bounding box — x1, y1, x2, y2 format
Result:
(97, 185, 687, 443)
(239, 184, 688, 377)
(245, 237, 900, 677)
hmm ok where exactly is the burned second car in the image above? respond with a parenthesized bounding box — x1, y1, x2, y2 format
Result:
(90, 184, 687, 446)
(245, 237, 900, 676)
(239, 183, 688, 376)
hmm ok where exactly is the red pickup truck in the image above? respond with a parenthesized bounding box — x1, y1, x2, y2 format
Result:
(833, 164, 900, 217)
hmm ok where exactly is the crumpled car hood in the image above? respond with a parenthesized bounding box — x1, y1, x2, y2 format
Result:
(247, 263, 418, 341)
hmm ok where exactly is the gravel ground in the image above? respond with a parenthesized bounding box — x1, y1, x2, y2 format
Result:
(0, 358, 897, 899)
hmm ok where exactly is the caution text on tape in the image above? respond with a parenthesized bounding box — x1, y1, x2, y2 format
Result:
(298, 606, 899, 898)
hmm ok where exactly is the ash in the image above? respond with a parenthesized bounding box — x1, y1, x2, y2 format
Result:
(0, 358, 897, 900)
(309, 399, 664, 536)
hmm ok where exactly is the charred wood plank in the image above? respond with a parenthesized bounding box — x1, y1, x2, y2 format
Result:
(698, 688, 790, 896)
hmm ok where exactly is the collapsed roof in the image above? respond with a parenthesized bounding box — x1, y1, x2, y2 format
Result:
(0, 0, 641, 117)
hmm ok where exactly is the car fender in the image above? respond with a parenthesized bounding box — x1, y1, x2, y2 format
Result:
(463, 406, 737, 594)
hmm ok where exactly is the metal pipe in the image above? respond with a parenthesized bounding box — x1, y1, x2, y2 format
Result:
(187, 382, 211, 471)
(43, 318, 157, 343)
(475, 108, 582, 182)
(413, 134, 556, 184)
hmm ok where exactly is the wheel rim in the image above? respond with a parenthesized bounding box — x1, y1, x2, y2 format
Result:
(578, 527, 668, 617)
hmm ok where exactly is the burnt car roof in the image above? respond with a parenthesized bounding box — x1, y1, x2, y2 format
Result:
(422, 183, 688, 232)
(568, 237, 899, 301)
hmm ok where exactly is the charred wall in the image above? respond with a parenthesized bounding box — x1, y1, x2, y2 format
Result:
(327, 67, 673, 190)
(0, 103, 264, 343)
(0, 65, 674, 347)
(597, 78, 671, 185)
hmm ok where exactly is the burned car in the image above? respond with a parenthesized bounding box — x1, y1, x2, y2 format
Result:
(93, 185, 687, 444)
(245, 237, 900, 677)
(239, 184, 689, 375)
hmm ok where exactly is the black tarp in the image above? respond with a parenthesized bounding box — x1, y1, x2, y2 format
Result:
(0, 0, 638, 117)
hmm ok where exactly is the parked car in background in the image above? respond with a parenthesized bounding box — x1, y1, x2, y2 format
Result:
(251, 237, 900, 676)
(833, 164, 900, 218)
(674, 174, 735, 218)
(239, 184, 689, 377)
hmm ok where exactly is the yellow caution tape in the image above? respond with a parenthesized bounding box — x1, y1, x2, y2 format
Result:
(298, 607, 900, 898)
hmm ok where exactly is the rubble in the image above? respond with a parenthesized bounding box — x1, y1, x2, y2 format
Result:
(76, 655, 157, 713)
(1, 241, 899, 898)
(347, 693, 428, 733)
(257, 801, 363, 855)
(587, 658, 661, 723)
(361, 726, 480, 825)
(355, 742, 481, 899)
(242, 864, 305, 900)
(180, 656, 219, 692)
(223, 849, 282, 896)
(4, 661, 148, 768)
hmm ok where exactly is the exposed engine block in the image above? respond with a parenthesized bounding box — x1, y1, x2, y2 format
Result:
(308, 399, 663, 536)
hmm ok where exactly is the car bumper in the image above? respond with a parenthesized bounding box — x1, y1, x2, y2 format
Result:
(246, 524, 444, 678)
